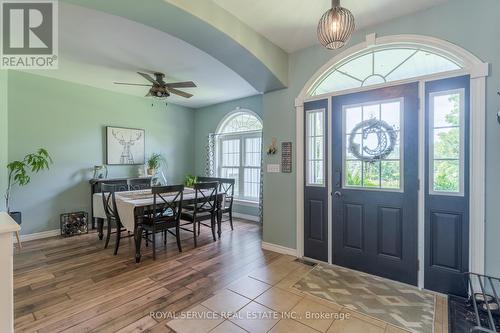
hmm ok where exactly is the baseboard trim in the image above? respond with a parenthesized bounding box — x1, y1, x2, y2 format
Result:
(14, 229, 60, 242)
(233, 212, 259, 222)
(261, 241, 298, 256)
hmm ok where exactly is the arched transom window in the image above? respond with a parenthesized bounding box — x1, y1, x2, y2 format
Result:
(310, 47, 461, 96)
(216, 110, 262, 202)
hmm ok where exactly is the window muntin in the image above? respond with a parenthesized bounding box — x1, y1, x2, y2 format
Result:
(429, 89, 465, 195)
(343, 98, 403, 190)
(218, 112, 263, 134)
(306, 109, 325, 186)
(216, 111, 262, 202)
(311, 48, 461, 96)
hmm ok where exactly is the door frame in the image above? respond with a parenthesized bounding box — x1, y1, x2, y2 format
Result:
(295, 33, 489, 289)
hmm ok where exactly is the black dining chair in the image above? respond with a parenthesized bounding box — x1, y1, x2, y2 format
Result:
(140, 185, 184, 260)
(198, 177, 235, 230)
(101, 183, 129, 255)
(180, 181, 218, 246)
(127, 178, 151, 191)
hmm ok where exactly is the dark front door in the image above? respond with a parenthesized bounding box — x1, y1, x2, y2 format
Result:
(424, 75, 470, 296)
(332, 83, 419, 285)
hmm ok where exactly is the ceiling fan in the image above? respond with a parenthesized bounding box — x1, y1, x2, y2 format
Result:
(114, 72, 196, 99)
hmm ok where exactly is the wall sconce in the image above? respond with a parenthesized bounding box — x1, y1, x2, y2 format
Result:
(266, 137, 278, 155)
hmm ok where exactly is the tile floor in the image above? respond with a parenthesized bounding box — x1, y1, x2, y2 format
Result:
(166, 255, 449, 333)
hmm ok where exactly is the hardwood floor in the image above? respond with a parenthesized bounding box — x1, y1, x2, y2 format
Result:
(14, 219, 447, 333)
(14, 219, 279, 332)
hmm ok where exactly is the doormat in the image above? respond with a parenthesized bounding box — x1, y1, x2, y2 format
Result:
(293, 264, 435, 333)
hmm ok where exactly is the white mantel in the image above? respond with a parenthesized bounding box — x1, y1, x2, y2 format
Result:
(0, 212, 20, 333)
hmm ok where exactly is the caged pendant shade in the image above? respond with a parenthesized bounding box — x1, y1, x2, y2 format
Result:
(317, 0, 355, 50)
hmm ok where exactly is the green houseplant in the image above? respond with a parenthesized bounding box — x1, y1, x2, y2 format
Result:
(5, 149, 53, 223)
(184, 175, 197, 187)
(146, 153, 165, 176)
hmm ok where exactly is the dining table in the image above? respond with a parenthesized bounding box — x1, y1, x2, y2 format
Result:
(92, 188, 224, 262)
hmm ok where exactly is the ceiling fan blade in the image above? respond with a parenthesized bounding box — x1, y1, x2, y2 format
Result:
(165, 81, 197, 88)
(114, 82, 152, 86)
(168, 88, 193, 98)
(137, 72, 159, 85)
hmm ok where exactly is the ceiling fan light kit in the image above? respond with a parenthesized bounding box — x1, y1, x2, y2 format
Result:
(317, 0, 355, 50)
(113, 72, 197, 101)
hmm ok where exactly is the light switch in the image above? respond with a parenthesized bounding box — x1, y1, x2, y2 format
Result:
(267, 164, 280, 173)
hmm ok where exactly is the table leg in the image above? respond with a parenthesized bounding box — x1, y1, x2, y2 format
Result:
(217, 199, 222, 238)
(92, 217, 96, 229)
(97, 218, 104, 240)
(135, 224, 143, 263)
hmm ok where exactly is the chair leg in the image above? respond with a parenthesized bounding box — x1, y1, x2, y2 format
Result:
(229, 210, 234, 230)
(145, 231, 149, 247)
(198, 221, 201, 235)
(211, 215, 216, 241)
(152, 229, 156, 260)
(104, 219, 112, 249)
(114, 223, 121, 255)
(164, 229, 167, 246)
(193, 220, 197, 247)
(176, 225, 182, 252)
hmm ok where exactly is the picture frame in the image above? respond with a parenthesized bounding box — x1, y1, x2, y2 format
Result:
(106, 126, 145, 165)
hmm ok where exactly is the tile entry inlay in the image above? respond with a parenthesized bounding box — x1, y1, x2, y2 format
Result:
(293, 264, 435, 333)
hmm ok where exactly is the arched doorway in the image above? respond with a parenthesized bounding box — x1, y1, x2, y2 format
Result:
(295, 33, 488, 294)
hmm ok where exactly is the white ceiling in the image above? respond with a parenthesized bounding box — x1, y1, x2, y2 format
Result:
(25, 3, 258, 108)
(212, 0, 448, 53)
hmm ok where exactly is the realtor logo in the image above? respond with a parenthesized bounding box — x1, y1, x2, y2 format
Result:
(1, 0, 58, 69)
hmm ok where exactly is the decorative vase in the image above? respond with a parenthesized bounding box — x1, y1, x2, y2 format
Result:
(150, 169, 167, 186)
(147, 168, 156, 176)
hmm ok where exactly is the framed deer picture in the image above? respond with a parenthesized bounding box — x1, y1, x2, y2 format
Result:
(106, 126, 145, 165)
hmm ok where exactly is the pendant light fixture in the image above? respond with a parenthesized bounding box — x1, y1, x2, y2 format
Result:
(317, 0, 355, 50)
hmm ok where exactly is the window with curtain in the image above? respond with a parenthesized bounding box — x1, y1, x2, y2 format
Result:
(216, 111, 263, 202)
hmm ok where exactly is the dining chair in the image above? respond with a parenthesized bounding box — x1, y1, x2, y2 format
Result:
(127, 178, 151, 191)
(140, 185, 184, 260)
(101, 183, 129, 255)
(180, 181, 218, 247)
(198, 177, 235, 230)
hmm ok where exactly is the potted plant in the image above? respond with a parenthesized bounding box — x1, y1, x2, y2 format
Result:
(5, 148, 53, 224)
(184, 174, 197, 187)
(146, 153, 165, 176)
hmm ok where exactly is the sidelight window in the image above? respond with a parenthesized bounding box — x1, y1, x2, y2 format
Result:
(306, 109, 325, 186)
(429, 89, 465, 195)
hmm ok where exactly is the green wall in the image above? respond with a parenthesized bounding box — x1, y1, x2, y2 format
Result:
(194, 94, 263, 217)
(7, 71, 195, 234)
(262, 0, 500, 277)
(0, 71, 7, 211)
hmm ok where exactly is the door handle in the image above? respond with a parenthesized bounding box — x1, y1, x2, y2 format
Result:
(333, 191, 342, 198)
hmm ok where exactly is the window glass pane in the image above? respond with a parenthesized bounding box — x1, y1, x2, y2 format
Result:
(386, 51, 460, 82)
(221, 167, 239, 194)
(433, 160, 459, 192)
(363, 162, 380, 187)
(430, 90, 463, 194)
(219, 112, 262, 133)
(343, 99, 402, 190)
(433, 93, 461, 127)
(434, 128, 460, 159)
(245, 137, 261, 167)
(311, 48, 461, 96)
(381, 161, 400, 189)
(222, 139, 240, 167)
(345, 160, 362, 186)
(244, 168, 260, 199)
(306, 110, 325, 186)
(374, 48, 416, 77)
(345, 106, 362, 134)
(313, 71, 361, 96)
